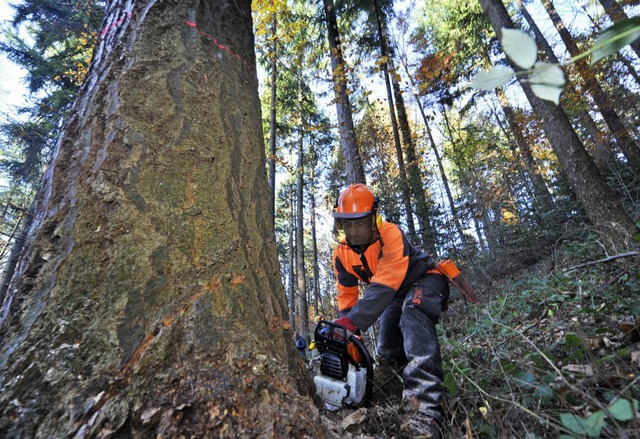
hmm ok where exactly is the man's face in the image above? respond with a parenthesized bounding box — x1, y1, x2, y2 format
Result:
(341, 216, 373, 246)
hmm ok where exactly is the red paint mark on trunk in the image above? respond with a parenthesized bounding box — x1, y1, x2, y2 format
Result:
(186, 21, 253, 76)
(100, 12, 132, 37)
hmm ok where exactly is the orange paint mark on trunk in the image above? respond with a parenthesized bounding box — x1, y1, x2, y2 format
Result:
(230, 274, 245, 285)
(119, 276, 222, 377)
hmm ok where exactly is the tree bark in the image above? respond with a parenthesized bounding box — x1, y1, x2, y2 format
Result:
(478, 0, 640, 251)
(0, 1, 324, 437)
(287, 144, 296, 336)
(322, 0, 366, 184)
(309, 163, 321, 319)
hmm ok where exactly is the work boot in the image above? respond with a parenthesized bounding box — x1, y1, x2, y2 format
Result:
(399, 416, 441, 439)
(398, 397, 443, 439)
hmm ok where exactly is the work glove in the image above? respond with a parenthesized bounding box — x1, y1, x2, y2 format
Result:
(333, 316, 359, 341)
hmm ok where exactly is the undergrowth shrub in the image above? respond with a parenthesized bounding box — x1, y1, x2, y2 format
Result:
(440, 233, 640, 438)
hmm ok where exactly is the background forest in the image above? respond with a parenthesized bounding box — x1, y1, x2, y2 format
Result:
(0, 0, 639, 437)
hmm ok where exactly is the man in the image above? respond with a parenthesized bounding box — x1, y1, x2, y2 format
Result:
(294, 332, 307, 361)
(330, 184, 449, 438)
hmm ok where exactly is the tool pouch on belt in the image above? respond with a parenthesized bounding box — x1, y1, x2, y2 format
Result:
(406, 274, 450, 324)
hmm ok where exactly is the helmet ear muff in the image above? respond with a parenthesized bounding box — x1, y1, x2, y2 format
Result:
(375, 212, 383, 230)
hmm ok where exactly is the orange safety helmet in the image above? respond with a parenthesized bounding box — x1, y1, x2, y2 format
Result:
(332, 184, 378, 219)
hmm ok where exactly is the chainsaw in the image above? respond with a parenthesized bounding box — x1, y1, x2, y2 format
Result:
(312, 320, 374, 411)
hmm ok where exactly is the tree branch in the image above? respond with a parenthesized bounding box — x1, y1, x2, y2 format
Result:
(564, 251, 639, 272)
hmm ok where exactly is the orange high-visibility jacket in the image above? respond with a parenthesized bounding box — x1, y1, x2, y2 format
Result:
(332, 221, 437, 330)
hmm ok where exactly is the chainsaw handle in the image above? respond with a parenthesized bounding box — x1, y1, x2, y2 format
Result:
(349, 334, 374, 406)
(314, 320, 350, 345)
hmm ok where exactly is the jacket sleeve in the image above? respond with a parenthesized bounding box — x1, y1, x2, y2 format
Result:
(333, 249, 359, 312)
(346, 283, 396, 331)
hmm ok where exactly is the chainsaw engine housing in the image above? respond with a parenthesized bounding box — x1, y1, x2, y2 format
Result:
(313, 320, 373, 411)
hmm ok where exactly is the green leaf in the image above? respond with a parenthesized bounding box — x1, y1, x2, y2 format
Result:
(591, 17, 640, 65)
(563, 333, 582, 351)
(501, 28, 538, 69)
(607, 398, 638, 421)
(530, 83, 563, 105)
(560, 412, 606, 438)
(470, 66, 514, 90)
(443, 372, 458, 396)
(533, 384, 554, 403)
(515, 370, 537, 388)
(529, 62, 565, 86)
(585, 411, 606, 437)
(529, 62, 565, 104)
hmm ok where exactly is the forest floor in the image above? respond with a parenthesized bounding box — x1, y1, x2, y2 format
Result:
(307, 231, 640, 438)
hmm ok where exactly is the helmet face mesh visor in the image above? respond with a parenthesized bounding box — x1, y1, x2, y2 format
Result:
(333, 213, 378, 250)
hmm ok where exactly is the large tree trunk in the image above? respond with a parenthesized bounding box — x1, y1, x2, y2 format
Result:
(322, 0, 366, 184)
(0, 1, 325, 437)
(478, 0, 640, 251)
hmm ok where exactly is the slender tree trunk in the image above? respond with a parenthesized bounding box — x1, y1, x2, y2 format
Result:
(309, 163, 321, 318)
(373, 0, 437, 253)
(397, 55, 467, 248)
(295, 78, 308, 337)
(540, 0, 640, 168)
(516, 0, 615, 171)
(479, 43, 556, 218)
(479, 0, 640, 251)
(322, 0, 366, 184)
(472, 213, 489, 254)
(0, 212, 31, 312)
(487, 99, 543, 224)
(268, 14, 278, 224)
(598, 0, 640, 59)
(423, 116, 466, 248)
(442, 108, 497, 252)
(288, 146, 296, 334)
(372, 4, 417, 244)
(375, 0, 437, 256)
(0, 2, 325, 437)
(0, 181, 18, 229)
(615, 51, 640, 86)
(494, 88, 555, 215)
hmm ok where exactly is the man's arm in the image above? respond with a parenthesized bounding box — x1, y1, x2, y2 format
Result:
(334, 251, 359, 312)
